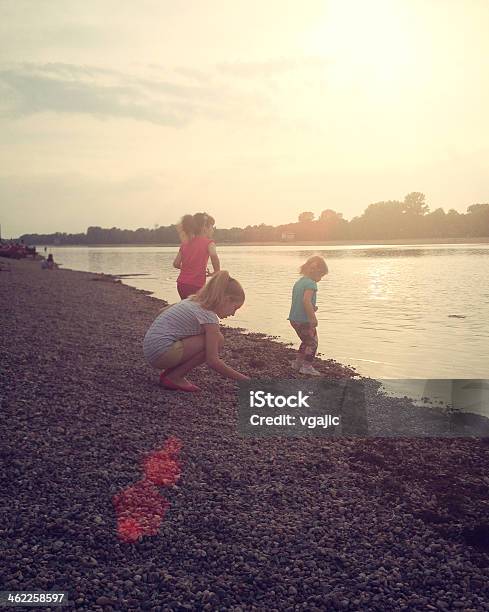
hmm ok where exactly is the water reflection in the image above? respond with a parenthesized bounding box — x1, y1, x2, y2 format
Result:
(368, 265, 393, 300)
(297, 247, 489, 259)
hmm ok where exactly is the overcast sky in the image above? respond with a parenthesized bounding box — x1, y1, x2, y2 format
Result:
(1, 0, 488, 236)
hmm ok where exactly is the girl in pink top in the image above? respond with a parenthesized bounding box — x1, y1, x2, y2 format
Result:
(173, 212, 220, 299)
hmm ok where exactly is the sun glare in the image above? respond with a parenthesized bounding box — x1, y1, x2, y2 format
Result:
(307, 0, 421, 90)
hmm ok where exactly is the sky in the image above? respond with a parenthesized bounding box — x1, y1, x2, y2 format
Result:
(1, 0, 488, 236)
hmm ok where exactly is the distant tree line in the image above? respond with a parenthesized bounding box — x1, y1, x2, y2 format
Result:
(18, 193, 489, 245)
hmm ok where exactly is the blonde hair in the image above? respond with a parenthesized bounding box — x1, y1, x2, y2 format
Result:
(192, 271, 245, 311)
(300, 255, 328, 276)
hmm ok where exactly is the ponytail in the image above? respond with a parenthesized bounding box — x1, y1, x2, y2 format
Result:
(193, 271, 245, 311)
(178, 214, 195, 242)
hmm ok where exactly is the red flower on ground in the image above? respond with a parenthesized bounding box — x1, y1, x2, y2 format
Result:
(113, 481, 169, 542)
(143, 452, 181, 486)
(163, 436, 183, 455)
(113, 437, 183, 543)
(143, 436, 182, 486)
(117, 517, 144, 543)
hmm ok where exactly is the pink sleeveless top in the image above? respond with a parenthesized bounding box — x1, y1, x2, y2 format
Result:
(177, 236, 214, 288)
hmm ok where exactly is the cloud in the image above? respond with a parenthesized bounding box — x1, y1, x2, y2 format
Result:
(172, 66, 214, 83)
(0, 64, 184, 126)
(0, 62, 268, 126)
(217, 56, 330, 78)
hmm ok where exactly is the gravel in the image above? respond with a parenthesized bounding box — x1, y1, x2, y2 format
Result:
(1, 258, 488, 611)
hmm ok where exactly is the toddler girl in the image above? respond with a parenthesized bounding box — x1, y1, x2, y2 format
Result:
(288, 255, 328, 376)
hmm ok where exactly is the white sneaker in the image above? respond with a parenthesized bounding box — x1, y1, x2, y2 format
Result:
(291, 359, 304, 371)
(299, 364, 322, 376)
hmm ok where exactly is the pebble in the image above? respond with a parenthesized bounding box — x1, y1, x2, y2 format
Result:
(96, 595, 113, 606)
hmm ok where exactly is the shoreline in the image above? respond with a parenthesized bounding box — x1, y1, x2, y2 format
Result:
(30, 237, 489, 248)
(2, 259, 489, 610)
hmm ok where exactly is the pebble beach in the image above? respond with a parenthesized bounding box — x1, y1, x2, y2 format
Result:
(1, 258, 489, 611)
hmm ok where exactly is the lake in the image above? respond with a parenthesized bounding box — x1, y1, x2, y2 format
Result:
(46, 244, 489, 384)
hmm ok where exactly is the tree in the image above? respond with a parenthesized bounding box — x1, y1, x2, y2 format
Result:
(403, 192, 429, 216)
(445, 209, 463, 237)
(298, 212, 314, 223)
(357, 200, 404, 239)
(17, 195, 489, 245)
(424, 208, 446, 238)
(467, 203, 489, 215)
(319, 209, 343, 222)
(466, 204, 489, 237)
(318, 209, 346, 240)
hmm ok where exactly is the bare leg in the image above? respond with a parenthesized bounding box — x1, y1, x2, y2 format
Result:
(162, 332, 225, 385)
(165, 351, 206, 384)
(163, 335, 206, 385)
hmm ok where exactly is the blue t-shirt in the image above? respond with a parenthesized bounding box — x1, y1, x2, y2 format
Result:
(288, 276, 317, 323)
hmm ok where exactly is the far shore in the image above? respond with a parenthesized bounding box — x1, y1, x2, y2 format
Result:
(36, 236, 489, 248)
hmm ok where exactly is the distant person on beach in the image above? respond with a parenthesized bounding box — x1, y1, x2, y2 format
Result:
(173, 212, 220, 299)
(143, 271, 249, 392)
(288, 256, 328, 376)
(41, 253, 57, 270)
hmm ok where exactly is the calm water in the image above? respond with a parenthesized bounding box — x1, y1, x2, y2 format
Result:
(47, 244, 489, 381)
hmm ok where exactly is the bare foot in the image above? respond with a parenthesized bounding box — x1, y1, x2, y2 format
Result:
(165, 374, 192, 385)
(160, 377, 200, 392)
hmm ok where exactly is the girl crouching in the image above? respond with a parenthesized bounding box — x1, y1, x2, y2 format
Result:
(144, 271, 249, 391)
